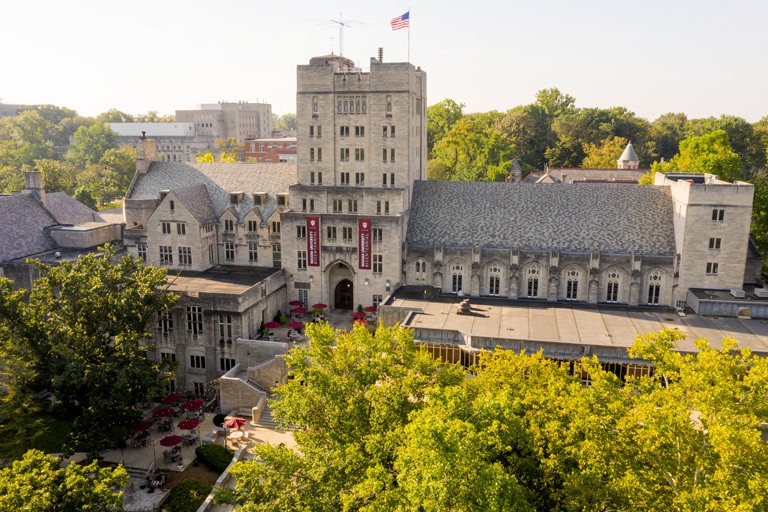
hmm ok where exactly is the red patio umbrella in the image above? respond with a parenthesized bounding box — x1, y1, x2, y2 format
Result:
(289, 300, 305, 306)
(130, 420, 153, 432)
(291, 307, 308, 314)
(264, 321, 281, 329)
(363, 306, 378, 313)
(159, 434, 183, 447)
(181, 399, 204, 411)
(287, 321, 303, 329)
(224, 417, 247, 429)
(178, 419, 199, 430)
(161, 394, 182, 404)
(351, 312, 366, 319)
(154, 407, 175, 418)
(312, 303, 327, 309)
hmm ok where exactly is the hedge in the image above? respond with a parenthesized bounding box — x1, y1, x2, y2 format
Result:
(163, 479, 211, 512)
(195, 444, 234, 473)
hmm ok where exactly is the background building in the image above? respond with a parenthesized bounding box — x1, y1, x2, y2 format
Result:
(175, 101, 273, 142)
(108, 122, 215, 162)
(0, 100, 22, 119)
(244, 137, 297, 163)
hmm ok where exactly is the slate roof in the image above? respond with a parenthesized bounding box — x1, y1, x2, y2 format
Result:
(130, 162, 296, 223)
(45, 192, 101, 224)
(173, 185, 216, 223)
(97, 207, 124, 224)
(406, 181, 676, 255)
(0, 193, 58, 262)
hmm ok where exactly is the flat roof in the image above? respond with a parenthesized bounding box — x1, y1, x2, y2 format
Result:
(387, 288, 768, 354)
(165, 266, 279, 295)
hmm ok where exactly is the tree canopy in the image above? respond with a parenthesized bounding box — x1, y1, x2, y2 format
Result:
(0, 245, 178, 455)
(217, 324, 768, 511)
(0, 449, 128, 511)
(274, 113, 297, 132)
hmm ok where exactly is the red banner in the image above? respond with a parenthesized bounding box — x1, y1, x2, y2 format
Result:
(358, 218, 371, 269)
(307, 217, 320, 266)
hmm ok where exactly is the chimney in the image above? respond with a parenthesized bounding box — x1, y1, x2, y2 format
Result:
(24, 171, 46, 204)
(378, 47, 383, 62)
(135, 135, 158, 175)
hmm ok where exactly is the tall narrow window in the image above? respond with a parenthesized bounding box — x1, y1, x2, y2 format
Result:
(159, 246, 173, 265)
(137, 243, 147, 262)
(225, 242, 235, 261)
(606, 271, 619, 303)
(373, 254, 383, 273)
(272, 244, 281, 268)
(297, 251, 307, 269)
(313, 96, 318, 113)
(451, 264, 464, 293)
(219, 314, 232, 341)
(386, 95, 392, 113)
(565, 269, 580, 300)
(186, 306, 203, 334)
(248, 242, 258, 262)
(647, 271, 662, 305)
(527, 266, 540, 298)
(487, 264, 501, 296)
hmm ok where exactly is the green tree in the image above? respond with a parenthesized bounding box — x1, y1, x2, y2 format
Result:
(426, 159, 447, 180)
(427, 98, 465, 156)
(67, 123, 116, 168)
(96, 109, 134, 123)
(658, 129, 742, 182)
(688, 115, 765, 168)
(0, 449, 128, 511)
(73, 188, 98, 210)
(0, 246, 178, 454)
(651, 112, 688, 161)
(216, 323, 465, 511)
(99, 147, 136, 195)
(274, 113, 297, 132)
(494, 104, 552, 171)
(34, 158, 79, 194)
(433, 112, 514, 181)
(581, 136, 630, 168)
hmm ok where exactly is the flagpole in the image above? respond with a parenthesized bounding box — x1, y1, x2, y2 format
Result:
(407, 6, 411, 63)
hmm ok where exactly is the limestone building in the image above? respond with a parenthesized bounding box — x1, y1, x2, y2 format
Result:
(279, 54, 427, 310)
(175, 101, 273, 142)
(122, 137, 294, 391)
(108, 122, 215, 163)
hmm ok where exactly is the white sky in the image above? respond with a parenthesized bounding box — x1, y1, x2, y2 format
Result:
(2, 0, 767, 122)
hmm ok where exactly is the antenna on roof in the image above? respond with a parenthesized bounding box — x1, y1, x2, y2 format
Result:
(330, 13, 350, 58)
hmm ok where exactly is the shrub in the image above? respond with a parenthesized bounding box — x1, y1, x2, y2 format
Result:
(213, 414, 226, 427)
(273, 310, 282, 323)
(163, 479, 211, 512)
(279, 314, 287, 324)
(195, 444, 234, 473)
(357, 304, 364, 313)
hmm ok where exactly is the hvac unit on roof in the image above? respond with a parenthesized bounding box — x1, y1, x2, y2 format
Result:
(730, 288, 746, 299)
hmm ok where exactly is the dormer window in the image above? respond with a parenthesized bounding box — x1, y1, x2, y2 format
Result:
(277, 194, 289, 207)
(230, 192, 243, 205)
(252, 193, 266, 205)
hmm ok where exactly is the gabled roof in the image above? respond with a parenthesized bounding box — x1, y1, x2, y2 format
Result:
(172, 185, 216, 223)
(0, 193, 58, 262)
(406, 181, 676, 255)
(45, 192, 101, 224)
(129, 162, 296, 223)
(619, 142, 639, 162)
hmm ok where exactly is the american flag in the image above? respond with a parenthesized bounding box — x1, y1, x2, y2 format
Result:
(391, 11, 409, 30)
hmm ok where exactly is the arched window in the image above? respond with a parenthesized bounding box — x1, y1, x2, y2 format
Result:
(451, 263, 464, 293)
(313, 96, 318, 113)
(355, 96, 361, 113)
(487, 264, 501, 296)
(565, 268, 580, 300)
(606, 270, 620, 303)
(526, 265, 540, 298)
(343, 97, 348, 113)
(337, 97, 342, 114)
(386, 95, 392, 113)
(647, 270, 663, 305)
(362, 96, 367, 113)
(414, 260, 428, 281)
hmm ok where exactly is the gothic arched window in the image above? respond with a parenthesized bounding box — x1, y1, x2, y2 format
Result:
(647, 270, 663, 305)
(606, 270, 620, 303)
(487, 264, 501, 296)
(451, 263, 464, 293)
(527, 265, 540, 298)
(565, 268, 580, 300)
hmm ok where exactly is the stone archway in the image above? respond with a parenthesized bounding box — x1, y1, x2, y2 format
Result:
(327, 260, 355, 310)
(334, 279, 354, 310)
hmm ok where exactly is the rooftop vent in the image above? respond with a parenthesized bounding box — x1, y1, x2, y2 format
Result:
(730, 288, 746, 299)
(754, 288, 768, 298)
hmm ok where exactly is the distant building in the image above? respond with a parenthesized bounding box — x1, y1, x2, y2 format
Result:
(108, 122, 215, 163)
(0, 100, 22, 119)
(523, 142, 648, 184)
(0, 171, 124, 290)
(175, 102, 273, 142)
(244, 137, 297, 163)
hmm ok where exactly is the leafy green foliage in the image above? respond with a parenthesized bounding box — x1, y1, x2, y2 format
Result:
(427, 98, 464, 156)
(581, 136, 630, 168)
(219, 325, 768, 511)
(0, 449, 128, 511)
(67, 123, 116, 168)
(274, 113, 296, 132)
(195, 444, 235, 473)
(0, 245, 178, 454)
(163, 479, 212, 512)
(654, 129, 742, 182)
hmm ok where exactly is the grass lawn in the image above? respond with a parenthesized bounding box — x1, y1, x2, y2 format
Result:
(29, 415, 75, 454)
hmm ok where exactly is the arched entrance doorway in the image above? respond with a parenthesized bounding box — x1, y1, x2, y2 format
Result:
(334, 279, 354, 310)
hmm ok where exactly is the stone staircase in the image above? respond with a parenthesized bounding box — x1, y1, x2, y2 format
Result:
(123, 464, 151, 479)
(254, 397, 280, 429)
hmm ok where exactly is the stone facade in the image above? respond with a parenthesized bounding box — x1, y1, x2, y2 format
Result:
(175, 102, 273, 142)
(279, 56, 427, 311)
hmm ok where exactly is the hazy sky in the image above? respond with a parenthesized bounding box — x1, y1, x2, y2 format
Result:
(2, 0, 767, 122)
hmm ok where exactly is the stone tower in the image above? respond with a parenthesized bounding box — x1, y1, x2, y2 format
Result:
(280, 54, 427, 310)
(617, 142, 640, 169)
